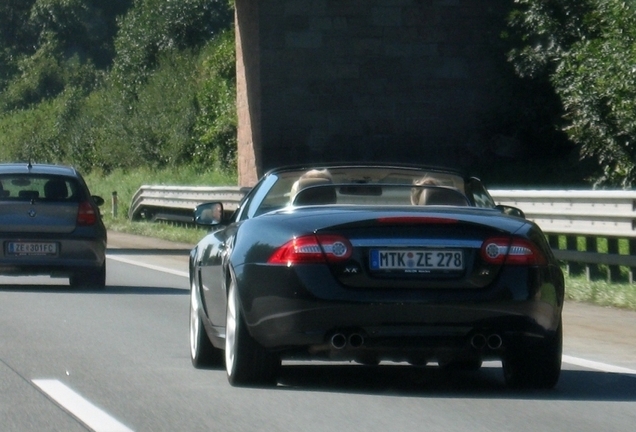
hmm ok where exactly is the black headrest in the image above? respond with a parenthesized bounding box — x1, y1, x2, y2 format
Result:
(422, 188, 468, 206)
(44, 179, 68, 200)
(293, 184, 337, 205)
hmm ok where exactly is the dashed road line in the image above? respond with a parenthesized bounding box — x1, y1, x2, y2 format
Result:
(32, 379, 133, 432)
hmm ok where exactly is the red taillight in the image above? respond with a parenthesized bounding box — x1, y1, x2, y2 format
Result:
(480, 237, 547, 266)
(268, 234, 352, 266)
(77, 201, 97, 226)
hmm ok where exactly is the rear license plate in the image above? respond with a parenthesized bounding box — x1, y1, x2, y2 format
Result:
(7, 242, 58, 256)
(370, 249, 463, 272)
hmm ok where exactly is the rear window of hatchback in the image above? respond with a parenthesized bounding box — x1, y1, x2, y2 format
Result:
(0, 175, 84, 202)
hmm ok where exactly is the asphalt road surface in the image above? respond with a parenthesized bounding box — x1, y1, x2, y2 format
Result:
(1, 232, 636, 432)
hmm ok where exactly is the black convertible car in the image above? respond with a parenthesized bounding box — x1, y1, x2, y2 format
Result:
(189, 164, 564, 389)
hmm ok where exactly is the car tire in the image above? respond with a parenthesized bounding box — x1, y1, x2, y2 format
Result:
(503, 319, 562, 389)
(225, 277, 279, 387)
(190, 279, 223, 368)
(69, 262, 106, 289)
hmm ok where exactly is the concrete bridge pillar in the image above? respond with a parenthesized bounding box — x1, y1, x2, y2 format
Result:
(236, 0, 513, 186)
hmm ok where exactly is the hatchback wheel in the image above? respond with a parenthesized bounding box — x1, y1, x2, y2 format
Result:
(225, 277, 279, 386)
(69, 263, 106, 289)
(190, 279, 223, 368)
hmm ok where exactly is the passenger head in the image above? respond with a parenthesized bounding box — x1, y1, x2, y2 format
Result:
(290, 169, 336, 205)
(410, 176, 440, 205)
(411, 176, 467, 206)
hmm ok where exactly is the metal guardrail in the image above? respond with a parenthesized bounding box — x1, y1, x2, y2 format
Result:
(490, 190, 636, 281)
(128, 185, 245, 223)
(129, 186, 636, 281)
(489, 190, 636, 238)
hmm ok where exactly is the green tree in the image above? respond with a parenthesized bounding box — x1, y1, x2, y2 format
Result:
(0, 0, 236, 173)
(0, 90, 76, 162)
(28, 0, 131, 68)
(64, 44, 234, 173)
(112, 0, 232, 97)
(60, 83, 135, 172)
(509, 0, 636, 187)
(0, 0, 130, 111)
(193, 29, 236, 170)
(127, 50, 201, 167)
(0, 0, 37, 90)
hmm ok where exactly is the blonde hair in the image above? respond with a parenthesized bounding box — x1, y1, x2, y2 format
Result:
(410, 176, 439, 205)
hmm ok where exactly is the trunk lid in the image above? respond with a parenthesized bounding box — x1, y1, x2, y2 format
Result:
(0, 174, 82, 234)
(276, 206, 531, 290)
(0, 201, 79, 234)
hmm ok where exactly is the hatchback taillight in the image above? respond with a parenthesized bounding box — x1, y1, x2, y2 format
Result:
(268, 234, 352, 266)
(77, 201, 97, 226)
(480, 237, 547, 266)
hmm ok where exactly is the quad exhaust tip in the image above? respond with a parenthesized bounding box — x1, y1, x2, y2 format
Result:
(348, 333, 364, 348)
(471, 333, 503, 350)
(330, 332, 364, 349)
(330, 333, 347, 349)
(332, 331, 500, 351)
(471, 334, 487, 349)
(487, 334, 502, 350)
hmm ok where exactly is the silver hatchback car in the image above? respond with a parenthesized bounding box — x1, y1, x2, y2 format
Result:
(0, 163, 107, 288)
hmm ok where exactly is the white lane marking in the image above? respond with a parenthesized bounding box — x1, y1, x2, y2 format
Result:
(32, 379, 133, 432)
(107, 254, 189, 278)
(563, 355, 636, 376)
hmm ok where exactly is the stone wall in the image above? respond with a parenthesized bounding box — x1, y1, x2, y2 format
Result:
(236, 0, 513, 185)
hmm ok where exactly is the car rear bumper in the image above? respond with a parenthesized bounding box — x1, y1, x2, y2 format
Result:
(237, 263, 563, 362)
(248, 298, 559, 354)
(0, 236, 106, 276)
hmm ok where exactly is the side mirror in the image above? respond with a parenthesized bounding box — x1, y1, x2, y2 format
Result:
(92, 195, 105, 206)
(194, 202, 224, 226)
(495, 204, 525, 219)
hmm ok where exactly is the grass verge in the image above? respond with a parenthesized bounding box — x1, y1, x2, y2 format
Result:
(83, 164, 237, 224)
(84, 164, 235, 245)
(565, 276, 636, 310)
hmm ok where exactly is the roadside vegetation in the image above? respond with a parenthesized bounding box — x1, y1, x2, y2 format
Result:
(83, 165, 235, 244)
(0, 0, 236, 174)
(566, 276, 636, 310)
(507, 0, 636, 187)
(3, 1, 636, 188)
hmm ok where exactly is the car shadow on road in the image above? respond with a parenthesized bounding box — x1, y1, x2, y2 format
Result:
(0, 284, 188, 295)
(107, 248, 190, 256)
(103, 285, 188, 295)
(275, 363, 636, 401)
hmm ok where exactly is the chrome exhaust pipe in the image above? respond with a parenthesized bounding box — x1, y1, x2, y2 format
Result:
(348, 333, 364, 348)
(470, 334, 487, 349)
(330, 333, 347, 350)
(487, 334, 503, 350)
